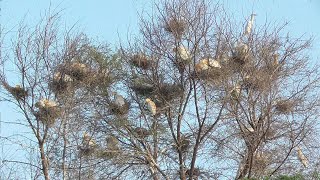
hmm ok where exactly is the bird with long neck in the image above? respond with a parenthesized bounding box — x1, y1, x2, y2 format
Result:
(244, 13, 257, 37)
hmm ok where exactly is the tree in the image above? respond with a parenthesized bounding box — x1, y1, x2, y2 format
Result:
(1, 0, 320, 179)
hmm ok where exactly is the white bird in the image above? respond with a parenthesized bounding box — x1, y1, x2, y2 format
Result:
(235, 42, 249, 57)
(83, 132, 96, 147)
(36, 99, 57, 108)
(273, 53, 279, 66)
(230, 85, 241, 99)
(244, 14, 256, 36)
(112, 92, 126, 107)
(175, 46, 190, 61)
(145, 98, 156, 115)
(297, 147, 308, 168)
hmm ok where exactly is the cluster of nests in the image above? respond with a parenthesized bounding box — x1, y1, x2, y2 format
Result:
(34, 99, 60, 126)
(49, 62, 112, 94)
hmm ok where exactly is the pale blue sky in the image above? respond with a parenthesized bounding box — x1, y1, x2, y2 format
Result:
(0, 0, 319, 176)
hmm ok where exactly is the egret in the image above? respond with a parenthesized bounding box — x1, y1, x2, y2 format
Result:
(145, 98, 157, 115)
(273, 53, 279, 66)
(36, 99, 57, 108)
(175, 45, 190, 61)
(235, 42, 249, 57)
(230, 85, 241, 99)
(244, 14, 257, 36)
(112, 92, 126, 107)
(83, 132, 96, 147)
(297, 147, 308, 168)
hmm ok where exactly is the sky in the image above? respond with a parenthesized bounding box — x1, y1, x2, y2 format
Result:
(0, 0, 319, 177)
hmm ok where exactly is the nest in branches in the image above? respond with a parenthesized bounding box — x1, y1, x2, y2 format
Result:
(109, 101, 130, 116)
(252, 152, 269, 175)
(195, 68, 223, 81)
(164, 18, 186, 37)
(131, 78, 155, 96)
(133, 127, 150, 139)
(97, 136, 120, 159)
(131, 54, 153, 70)
(110, 118, 129, 128)
(49, 80, 69, 94)
(9, 85, 28, 100)
(35, 106, 60, 126)
(275, 100, 295, 114)
(157, 83, 183, 102)
(97, 149, 120, 159)
(185, 168, 201, 179)
(79, 145, 96, 156)
(175, 136, 191, 153)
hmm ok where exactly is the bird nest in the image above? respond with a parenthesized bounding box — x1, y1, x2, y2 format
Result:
(275, 100, 295, 114)
(242, 75, 269, 92)
(133, 127, 150, 139)
(34, 106, 60, 126)
(156, 83, 184, 103)
(109, 101, 130, 116)
(252, 152, 270, 175)
(9, 86, 28, 100)
(131, 53, 153, 70)
(185, 168, 201, 179)
(196, 68, 223, 81)
(97, 136, 120, 159)
(176, 136, 191, 153)
(164, 18, 186, 37)
(79, 145, 96, 156)
(131, 78, 155, 96)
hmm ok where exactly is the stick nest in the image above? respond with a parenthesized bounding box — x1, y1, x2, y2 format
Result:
(131, 53, 153, 70)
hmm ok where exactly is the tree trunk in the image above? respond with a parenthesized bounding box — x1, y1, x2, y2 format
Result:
(39, 142, 50, 180)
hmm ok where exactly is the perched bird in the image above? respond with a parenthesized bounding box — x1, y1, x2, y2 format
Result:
(175, 45, 191, 61)
(83, 132, 96, 147)
(297, 147, 308, 168)
(235, 42, 249, 57)
(230, 85, 241, 99)
(244, 13, 257, 36)
(272, 53, 279, 66)
(145, 98, 157, 115)
(36, 99, 57, 108)
(112, 92, 126, 107)
(54, 72, 73, 82)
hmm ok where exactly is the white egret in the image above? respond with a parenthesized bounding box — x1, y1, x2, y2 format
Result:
(175, 45, 190, 61)
(297, 147, 308, 168)
(145, 98, 157, 115)
(244, 14, 257, 36)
